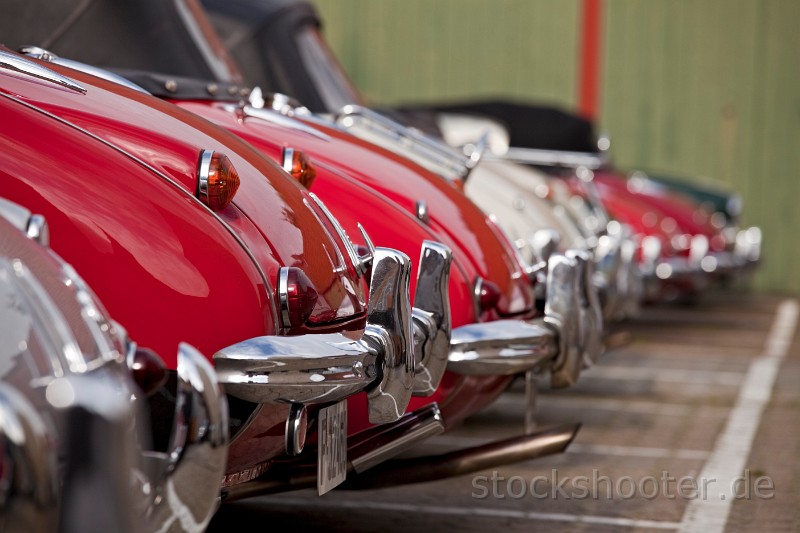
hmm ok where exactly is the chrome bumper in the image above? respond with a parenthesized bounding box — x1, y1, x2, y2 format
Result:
(447, 251, 594, 388)
(214, 248, 416, 424)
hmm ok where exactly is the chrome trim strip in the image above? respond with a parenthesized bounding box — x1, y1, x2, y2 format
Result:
(307, 192, 370, 278)
(0, 49, 86, 94)
(197, 149, 213, 204)
(495, 147, 609, 169)
(19, 47, 150, 94)
(237, 104, 332, 141)
(281, 146, 295, 174)
(214, 248, 415, 424)
(334, 104, 475, 182)
(277, 267, 292, 329)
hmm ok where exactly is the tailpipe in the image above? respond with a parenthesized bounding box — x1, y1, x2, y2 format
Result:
(341, 423, 580, 490)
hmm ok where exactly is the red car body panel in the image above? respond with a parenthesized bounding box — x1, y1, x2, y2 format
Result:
(593, 171, 727, 252)
(1, 63, 368, 331)
(169, 100, 523, 438)
(175, 101, 535, 321)
(0, 55, 382, 479)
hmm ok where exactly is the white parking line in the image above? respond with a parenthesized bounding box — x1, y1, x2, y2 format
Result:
(256, 497, 681, 530)
(581, 365, 744, 386)
(677, 299, 799, 533)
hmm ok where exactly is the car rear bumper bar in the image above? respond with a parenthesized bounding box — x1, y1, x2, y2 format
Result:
(214, 247, 417, 424)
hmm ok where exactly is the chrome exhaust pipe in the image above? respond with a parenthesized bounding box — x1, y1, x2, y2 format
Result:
(342, 424, 580, 490)
(222, 420, 578, 499)
(222, 404, 445, 502)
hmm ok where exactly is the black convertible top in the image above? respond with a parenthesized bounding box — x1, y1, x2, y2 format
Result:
(0, 0, 241, 83)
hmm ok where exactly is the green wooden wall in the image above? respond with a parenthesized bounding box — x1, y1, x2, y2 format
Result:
(313, 0, 800, 293)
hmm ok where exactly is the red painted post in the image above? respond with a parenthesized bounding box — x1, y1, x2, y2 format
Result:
(578, 0, 603, 120)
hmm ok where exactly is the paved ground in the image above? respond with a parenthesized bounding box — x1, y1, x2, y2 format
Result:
(209, 289, 800, 532)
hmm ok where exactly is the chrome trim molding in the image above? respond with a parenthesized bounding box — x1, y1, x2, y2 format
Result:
(496, 146, 609, 170)
(0, 49, 86, 94)
(214, 247, 415, 424)
(197, 149, 214, 204)
(277, 267, 292, 329)
(19, 46, 149, 94)
(308, 192, 372, 278)
(334, 104, 477, 182)
(281, 146, 295, 174)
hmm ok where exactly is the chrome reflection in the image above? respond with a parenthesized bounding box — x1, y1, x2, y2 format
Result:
(214, 248, 415, 424)
(410, 241, 452, 395)
(0, 384, 58, 532)
(544, 254, 582, 388)
(147, 343, 229, 532)
(448, 319, 558, 376)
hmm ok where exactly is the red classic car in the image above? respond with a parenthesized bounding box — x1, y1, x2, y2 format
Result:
(0, 48, 440, 504)
(0, 197, 227, 532)
(2, 0, 597, 419)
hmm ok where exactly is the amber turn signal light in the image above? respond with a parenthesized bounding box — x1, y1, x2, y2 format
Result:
(282, 147, 317, 189)
(198, 150, 240, 211)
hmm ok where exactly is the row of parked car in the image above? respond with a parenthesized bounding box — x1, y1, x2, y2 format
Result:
(0, 0, 761, 531)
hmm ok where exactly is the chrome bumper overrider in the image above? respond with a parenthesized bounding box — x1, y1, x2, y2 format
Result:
(411, 241, 453, 396)
(0, 384, 58, 531)
(448, 318, 559, 376)
(447, 251, 596, 388)
(214, 248, 416, 424)
(144, 343, 229, 532)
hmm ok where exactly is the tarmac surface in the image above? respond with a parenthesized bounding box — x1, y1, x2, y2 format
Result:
(209, 289, 800, 533)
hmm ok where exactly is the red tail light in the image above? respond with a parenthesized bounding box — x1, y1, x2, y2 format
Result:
(129, 347, 168, 396)
(197, 150, 240, 211)
(282, 147, 317, 189)
(278, 267, 319, 329)
(475, 277, 502, 314)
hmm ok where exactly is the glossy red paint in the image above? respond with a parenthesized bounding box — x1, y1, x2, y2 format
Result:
(593, 170, 726, 252)
(0, 53, 380, 479)
(0, 57, 367, 329)
(175, 101, 536, 321)
(0, 95, 275, 367)
(167, 100, 523, 443)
